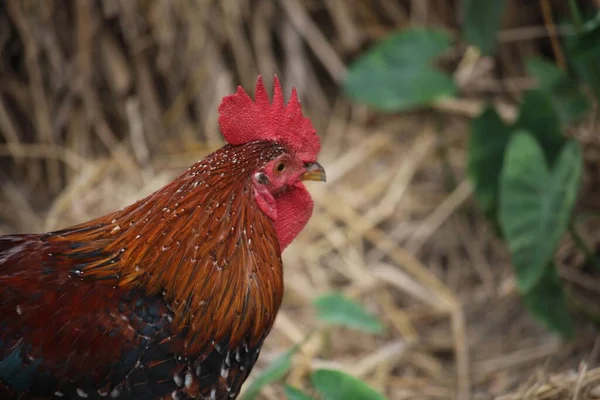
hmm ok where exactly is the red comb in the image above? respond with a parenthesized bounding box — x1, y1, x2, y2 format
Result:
(218, 76, 320, 162)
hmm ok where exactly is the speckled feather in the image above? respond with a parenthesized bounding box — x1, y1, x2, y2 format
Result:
(0, 76, 322, 400)
(0, 142, 286, 399)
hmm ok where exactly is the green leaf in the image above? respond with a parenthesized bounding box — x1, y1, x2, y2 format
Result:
(284, 385, 316, 400)
(567, 11, 600, 61)
(514, 90, 565, 165)
(467, 107, 512, 218)
(313, 293, 383, 334)
(562, 11, 600, 103)
(343, 28, 455, 112)
(579, 9, 600, 33)
(241, 346, 299, 400)
(523, 263, 575, 338)
(462, 0, 507, 54)
(569, 28, 600, 60)
(468, 90, 568, 224)
(311, 369, 387, 400)
(499, 132, 582, 292)
(526, 58, 590, 126)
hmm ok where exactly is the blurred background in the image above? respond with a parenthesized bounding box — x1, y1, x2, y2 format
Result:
(3, 0, 600, 399)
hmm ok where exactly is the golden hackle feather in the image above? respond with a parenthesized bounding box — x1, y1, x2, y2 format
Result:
(47, 142, 287, 354)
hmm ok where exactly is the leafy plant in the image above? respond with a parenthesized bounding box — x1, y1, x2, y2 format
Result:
(465, 5, 595, 338)
(526, 58, 590, 126)
(284, 385, 316, 400)
(312, 293, 383, 334)
(341, 8, 597, 337)
(344, 28, 455, 112)
(467, 89, 569, 221)
(310, 369, 386, 400)
(467, 88, 585, 336)
(467, 107, 512, 218)
(499, 132, 582, 293)
(563, 3, 600, 101)
(282, 368, 387, 400)
(461, 0, 508, 54)
(241, 345, 300, 400)
(523, 263, 574, 339)
(244, 293, 386, 399)
(463, 3, 598, 334)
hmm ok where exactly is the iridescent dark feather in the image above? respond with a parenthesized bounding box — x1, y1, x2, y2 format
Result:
(0, 142, 286, 400)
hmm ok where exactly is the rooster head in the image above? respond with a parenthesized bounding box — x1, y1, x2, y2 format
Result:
(218, 76, 325, 250)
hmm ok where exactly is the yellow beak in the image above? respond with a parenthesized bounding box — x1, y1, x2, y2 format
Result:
(301, 162, 326, 182)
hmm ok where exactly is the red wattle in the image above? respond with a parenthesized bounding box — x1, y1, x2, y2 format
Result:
(273, 183, 314, 251)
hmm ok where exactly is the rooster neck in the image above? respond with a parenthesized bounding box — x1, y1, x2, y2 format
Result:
(46, 142, 287, 351)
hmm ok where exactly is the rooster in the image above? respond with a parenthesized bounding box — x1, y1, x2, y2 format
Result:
(0, 76, 325, 400)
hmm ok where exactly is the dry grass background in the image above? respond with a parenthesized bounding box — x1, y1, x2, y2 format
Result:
(3, 0, 600, 399)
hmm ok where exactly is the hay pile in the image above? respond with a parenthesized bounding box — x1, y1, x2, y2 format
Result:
(2, 1, 600, 399)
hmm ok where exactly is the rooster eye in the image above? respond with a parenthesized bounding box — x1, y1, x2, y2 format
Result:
(275, 162, 286, 173)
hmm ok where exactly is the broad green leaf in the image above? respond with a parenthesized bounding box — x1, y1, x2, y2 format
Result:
(311, 369, 387, 400)
(526, 58, 590, 126)
(523, 263, 574, 338)
(514, 90, 565, 165)
(344, 28, 455, 112)
(467, 107, 512, 218)
(462, 0, 507, 54)
(468, 90, 568, 223)
(499, 132, 582, 292)
(313, 293, 383, 334)
(284, 385, 316, 400)
(241, 346, 299, 400)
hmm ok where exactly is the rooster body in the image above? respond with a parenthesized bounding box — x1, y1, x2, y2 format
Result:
(0, 78, 325, 399)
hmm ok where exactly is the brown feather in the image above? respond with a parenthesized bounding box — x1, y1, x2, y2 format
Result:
(42, 141, 286, 353)
(0, 141, 293, 398)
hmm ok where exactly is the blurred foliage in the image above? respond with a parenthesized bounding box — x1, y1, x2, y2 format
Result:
(312, 293, 383, 334)
(244, 294, 385, 399)
(343, 28, 455, 112)
(338, 2, 600, 339)
(461, 0, 507, 54)
(467, 107, 512, 219)
(500, 132, 581, 295)
(309, 369, 387, 400)
(284, 385, 316, 400)
(468, 90, 584, 336)
(467, 28, 590, 336)
(523, 264, 575, 339)
(281, 369, 388, 400)
(564, 0, 600, 100)
(526, 58, 590, 126)
(241, 345, 300, 400)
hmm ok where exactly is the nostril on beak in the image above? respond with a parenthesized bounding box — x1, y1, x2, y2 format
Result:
(301, 162, 326, 182)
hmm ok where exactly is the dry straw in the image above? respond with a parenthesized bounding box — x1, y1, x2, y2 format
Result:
(2, 1, 600, 399)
